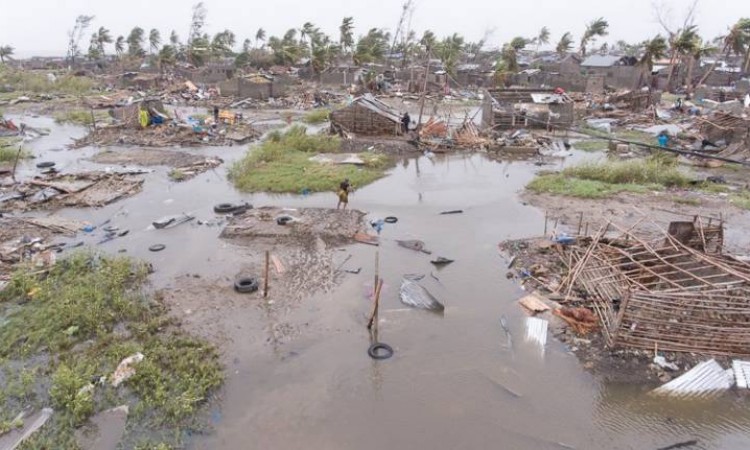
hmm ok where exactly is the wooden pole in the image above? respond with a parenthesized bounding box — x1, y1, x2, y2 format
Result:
(543, 211, 548, 236)
(577, 212, 584, 236)
(11, 144, 23, 183)
(374, 249, 380, 296)
(90, 107, 96, 131)
(264, 250, 270, 298)
(416, 51, 432, 129)
(367, 278, 384, 330)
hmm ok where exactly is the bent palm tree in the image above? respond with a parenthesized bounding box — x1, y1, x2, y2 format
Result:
(149, 29, 161, 55)
(636, 35, 667, 88)
(556, 32, 573, 56)
(0, 45, 14, 63)
(698, 19, 750, 86)
(579, 18, 609, 56)
(535, 26, 550, 53)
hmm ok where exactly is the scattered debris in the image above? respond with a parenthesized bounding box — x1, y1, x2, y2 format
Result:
(518, 294, 550, 314)
(396, 239, 431, 254)
(430, 257, 454, 266)
(399, 277, 444, 312)
(111, 353, 145, 387)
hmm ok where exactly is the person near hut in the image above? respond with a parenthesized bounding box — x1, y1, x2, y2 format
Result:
(401, 112, 411, 134)
(213, 106, 220, 124)
(337, 178, 352, 210)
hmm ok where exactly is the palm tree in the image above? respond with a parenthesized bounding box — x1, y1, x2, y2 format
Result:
(170, 30, 180, 46)
(95, 27, 113, 57)
(535, 26, 550, 53)
(339, 17, 354, 54)
(665, 25, 699, 90)
(698, 19, 750, 86)
(687, 40, 717, 91)
(0, 45, 16, 63)
(420, 30, 437, 55)
(0, 45, 14, 63)
(435, 33, 465, 74)
(510, 37, 529, 51)
(211, 30, 236, 57)
(114, 36, 125, 58)
(127, 27, 145, 57)
(149, 29, 161, 55)
(255, 28, 266, 48)
(556, 32, 573, 56)
(636, 35, 667, 88)
(579, 18, 609, 56)
(159, 45, 176, 66)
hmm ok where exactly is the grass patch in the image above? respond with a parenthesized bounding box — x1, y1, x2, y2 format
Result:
(302, 109, 331, 124)
(53, 109, 109, 126)
(229, 125, 390, 193)
(527, 174, 653, 198)
(527, 155, 691, 198)
(573, 139, 609, 152)
(730, 191, 750, 210)
(0, 252, 223, 447)
(673, 196, 702, 206)
(168, 169, 187, 181)
(0, 137, 30, 162)
(0, 66, 97, 95)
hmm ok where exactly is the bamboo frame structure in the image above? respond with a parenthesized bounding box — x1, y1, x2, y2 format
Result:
(561, 217, 750, 356)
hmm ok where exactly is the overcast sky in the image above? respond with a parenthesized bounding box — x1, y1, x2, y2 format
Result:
(1, 0, 746, 57)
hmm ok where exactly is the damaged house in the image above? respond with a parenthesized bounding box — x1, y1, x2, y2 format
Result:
(330, 94, 403, 136)
(481, 88, 575, 131)
(561, 218, 750, 356)
(580, 55, 641, 91)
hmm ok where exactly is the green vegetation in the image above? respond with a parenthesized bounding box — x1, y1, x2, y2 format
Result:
(302, 109, 331, 124)
(527, 156, 691, 198)
(229, 125, 390, 193)
(673, 196, 702, 206)
(0, 67, 97, 95)
(572, 139, 609, 152)
(168, 169, 187, 181)
(0, 253, 222, 447)
(0, 137, 30, 163)
(730, 191, 750, 210)
(53, 109, 110, 125)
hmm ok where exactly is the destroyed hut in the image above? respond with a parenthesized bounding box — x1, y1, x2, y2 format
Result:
(561, 218, 750, 357)
(481, 88, 575, 131)
(330, 94, 402, 136)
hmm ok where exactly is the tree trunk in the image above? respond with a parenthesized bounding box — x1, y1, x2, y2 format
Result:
(698, 46, 728, 87)
(665, 49, 678, 92)
(744, 48, 750, 74)
(686, 57, 695, 93)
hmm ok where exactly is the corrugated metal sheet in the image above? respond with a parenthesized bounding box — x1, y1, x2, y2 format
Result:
(354, 94, 401, 123)
(733, 360, 750, 389)
(580, 55, 622, 67)
(652, 359, 734, 398)
(525, 317, 548, 349)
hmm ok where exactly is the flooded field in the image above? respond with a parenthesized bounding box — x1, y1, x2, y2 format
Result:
(6, 115, 750, 449)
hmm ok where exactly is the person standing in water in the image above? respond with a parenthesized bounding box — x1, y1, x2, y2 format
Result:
(337, 178, 352, 210)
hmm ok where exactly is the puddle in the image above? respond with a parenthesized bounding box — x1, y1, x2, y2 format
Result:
(5, 117, 750, 449)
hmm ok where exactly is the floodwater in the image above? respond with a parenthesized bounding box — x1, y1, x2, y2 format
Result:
(8, 114, 750, 450)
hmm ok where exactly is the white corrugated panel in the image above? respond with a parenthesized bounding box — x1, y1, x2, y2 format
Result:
(525, 317, 548, 348)
(652, 359, 734, 398)
(733, 360, 750, 389)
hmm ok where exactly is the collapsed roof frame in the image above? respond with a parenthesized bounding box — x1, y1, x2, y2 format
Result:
(560, 217, 750, 356)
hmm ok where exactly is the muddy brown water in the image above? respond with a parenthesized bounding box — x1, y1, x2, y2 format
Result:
(8, 114, 750, 450)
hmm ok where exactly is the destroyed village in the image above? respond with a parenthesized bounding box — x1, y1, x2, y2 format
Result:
(3, 0, 750, 448)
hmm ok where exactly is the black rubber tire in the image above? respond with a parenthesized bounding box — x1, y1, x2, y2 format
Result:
(149, 244, 166, 252)
(276, 216, 292, 226)
(213, 203, 235, 214)
(36, 161, 56, 169)
(234, 277, 259, 293)
(367, 343, 394, 360)
(384, 216, 398, 224)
